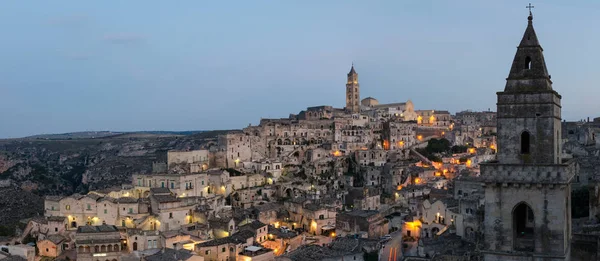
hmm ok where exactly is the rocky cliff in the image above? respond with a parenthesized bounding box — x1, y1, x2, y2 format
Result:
(0, 130, 229, 234)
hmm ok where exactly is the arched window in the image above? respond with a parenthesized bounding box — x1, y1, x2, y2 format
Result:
(521, 131, 530, 154)
(513, 202, 535, 251)
(525, 56, 532, 69)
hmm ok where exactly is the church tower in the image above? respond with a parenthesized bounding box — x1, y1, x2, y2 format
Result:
(481, 11, 577, 261)
(345, 64, 360, 114)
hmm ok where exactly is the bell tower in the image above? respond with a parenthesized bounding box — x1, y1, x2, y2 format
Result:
(345, 64, 360, 114)
(481, 10, 577, 261)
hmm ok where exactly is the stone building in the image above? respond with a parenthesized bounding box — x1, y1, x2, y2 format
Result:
(416, 110, 452, 127)
(75, 225, 122, 261)
(345, 187, 381, 211)
(167, 150, 210, 170)
(37, 234, 70, 258)
(480, 12, 576, 261)
(194, 230, 255, 261)
(345, 65, 360, 114)
(284, 198, 336, 236)
(382, 120, 417, 150)
(335, 210, 389, 238)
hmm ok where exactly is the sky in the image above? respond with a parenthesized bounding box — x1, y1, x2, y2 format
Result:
(1, 1, 599, 138)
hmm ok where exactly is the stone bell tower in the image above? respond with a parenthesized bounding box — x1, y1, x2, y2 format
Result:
(345, 64, 360, 114)
(480, 10, 577, 261)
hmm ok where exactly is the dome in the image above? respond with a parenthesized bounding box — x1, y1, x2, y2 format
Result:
(361, 97, 379, 107)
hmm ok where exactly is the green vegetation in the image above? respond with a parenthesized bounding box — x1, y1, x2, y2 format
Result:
(425, 138, 451, 153)
(451, 145, 469, 154)
(0, 225, 14, 236)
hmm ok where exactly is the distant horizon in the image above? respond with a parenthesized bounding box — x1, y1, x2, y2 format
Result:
(6, 109, 599, 140)
(2, 1, 599, 138)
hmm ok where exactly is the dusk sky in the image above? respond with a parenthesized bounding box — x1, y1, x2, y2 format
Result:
(1, 1, 599, 138)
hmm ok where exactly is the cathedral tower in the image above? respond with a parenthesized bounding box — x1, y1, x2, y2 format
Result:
(345, 64, 360, 113)
(481, 11, 576, 261)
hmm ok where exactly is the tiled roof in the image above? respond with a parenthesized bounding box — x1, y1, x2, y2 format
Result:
(117, 197, 138, 204)
(46, 234, 67, 244)
(238, 220, 266, 231)
(153, 194, 180, 203)
(150, 187, 172, 194)
(76, 224, 118, 233)
(45, 195, 64, 201)
(144, 248, 194, 261)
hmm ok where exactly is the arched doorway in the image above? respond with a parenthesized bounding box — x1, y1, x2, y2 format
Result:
(284, 188, 292, 198)
(513, 202, 535, 251)
(133, 242, 138, 251)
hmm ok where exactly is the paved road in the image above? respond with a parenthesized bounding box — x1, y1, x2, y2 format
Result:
(379, 231, 403, 261)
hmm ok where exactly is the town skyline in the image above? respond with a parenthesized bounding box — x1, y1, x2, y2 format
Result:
(2, 1, 599, 138)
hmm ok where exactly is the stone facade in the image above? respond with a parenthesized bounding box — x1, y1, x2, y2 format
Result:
(75, 225, 122, 261)
(345, 65, 360, 114)
(481, 13, 576, 261)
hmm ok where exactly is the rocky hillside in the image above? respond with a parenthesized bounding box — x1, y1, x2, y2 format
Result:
(0, 130, 231, 234)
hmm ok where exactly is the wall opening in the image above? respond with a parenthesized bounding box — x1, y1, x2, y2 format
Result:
(513, 202, 535, 251)
(525, 56, 532, 70)
(521, 131, 530, 154)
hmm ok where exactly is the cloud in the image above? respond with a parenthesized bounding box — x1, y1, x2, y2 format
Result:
(103, 33, 146, 45)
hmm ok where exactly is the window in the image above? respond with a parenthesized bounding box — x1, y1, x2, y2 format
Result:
(521, 131, 531, 154)
(55, 227, 58, 232)
(222, 247, 226, 252)
(169, 213, 173, 219)
(171, 182, 174, 189)
(129, 208, 133, 214)
(525, 56, 531, 69)
(205, 250, 210, 255)
(104, 209, 107, 214)
(86, 204, 91, 210)
(161, 182, 165, 188)
(51, 206, 55, 211)
(65, 205, 70, 210)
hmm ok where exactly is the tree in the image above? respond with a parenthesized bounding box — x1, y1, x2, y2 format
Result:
(425, 138, 451, 154)
(451, 145, 468, 154)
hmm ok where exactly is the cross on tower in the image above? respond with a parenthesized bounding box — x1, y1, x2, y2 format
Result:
(526, 3, 534, 14)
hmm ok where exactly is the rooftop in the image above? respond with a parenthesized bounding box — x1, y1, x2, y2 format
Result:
(152, 194, 180, 203)
(267, 225, 298, 239)
(342, 210, 380, 218)
(117, 197, 139, 204)
(150, 187, 172, 194)
(76, 224, 119, 233)
(144, 248, 194, 261)
(238, 220, 267, 231)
